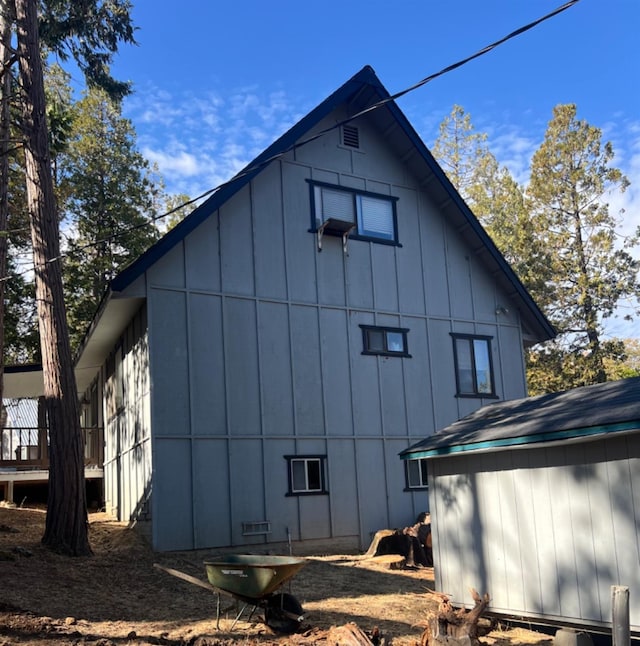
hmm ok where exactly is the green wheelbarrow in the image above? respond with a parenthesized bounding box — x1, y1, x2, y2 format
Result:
(154, 554, 307, 633)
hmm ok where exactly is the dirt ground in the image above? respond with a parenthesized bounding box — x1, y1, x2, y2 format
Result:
(0, 505, 553, 645)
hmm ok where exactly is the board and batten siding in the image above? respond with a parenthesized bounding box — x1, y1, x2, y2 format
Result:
(429, 434, 640, 632)
(138, 114, 530, 551)
(101, 306, 152, 525)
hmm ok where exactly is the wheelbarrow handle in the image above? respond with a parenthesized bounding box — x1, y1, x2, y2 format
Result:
(154, 563, 217, 593)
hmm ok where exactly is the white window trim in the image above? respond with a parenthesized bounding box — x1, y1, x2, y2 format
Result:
(309, 181, 399, 245)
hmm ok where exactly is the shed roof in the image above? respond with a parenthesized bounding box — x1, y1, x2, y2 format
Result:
(401, 376, 640, 459)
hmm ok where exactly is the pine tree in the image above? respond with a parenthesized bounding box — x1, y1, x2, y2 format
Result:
(527, 104, 638, 387)
(60, 88, 160, 350)
(8, 0, 135, 556)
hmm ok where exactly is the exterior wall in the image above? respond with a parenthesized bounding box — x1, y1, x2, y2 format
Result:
(428, 432, 640, 632)
(143, 110, 531, 551)
(101, 305, 152, 523)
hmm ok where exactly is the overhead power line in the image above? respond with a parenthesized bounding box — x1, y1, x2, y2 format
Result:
(2, 0, 582, 283)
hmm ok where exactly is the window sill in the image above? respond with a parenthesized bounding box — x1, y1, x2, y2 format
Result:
(455, 393, 500, 399)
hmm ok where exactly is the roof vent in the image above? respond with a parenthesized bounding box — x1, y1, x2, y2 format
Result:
(342, 125, 360, 148)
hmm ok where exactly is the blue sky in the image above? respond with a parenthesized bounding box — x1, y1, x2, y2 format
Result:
(104, 0, 639, 337)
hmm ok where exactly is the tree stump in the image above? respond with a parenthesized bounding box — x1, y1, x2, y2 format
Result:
(421, 589, 490, 646)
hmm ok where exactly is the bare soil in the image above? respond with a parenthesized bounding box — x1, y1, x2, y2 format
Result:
(0, 505, 553, 645)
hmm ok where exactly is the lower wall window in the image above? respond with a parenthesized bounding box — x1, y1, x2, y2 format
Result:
(285, 455, 328, 496)
(451, 333, 496, 397)
(405, 458, 429, 490)
(360, 325, 410, 357)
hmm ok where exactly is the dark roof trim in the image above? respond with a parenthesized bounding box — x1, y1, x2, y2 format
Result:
(373, 92, 554, 339)
(111, 67, 378, 294)
(4, 364, 42, 374)
(109, 65, 553, 340)
(401, 420, 640, 459)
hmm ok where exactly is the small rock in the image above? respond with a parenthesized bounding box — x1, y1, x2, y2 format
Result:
(12, 546, 33, 557)
(0, 524, 19, 533)
(64, 616, 77, 625)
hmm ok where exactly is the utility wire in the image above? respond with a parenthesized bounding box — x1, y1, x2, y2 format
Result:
(1, 0, 581, 283)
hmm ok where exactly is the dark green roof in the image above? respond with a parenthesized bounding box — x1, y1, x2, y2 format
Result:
(401, 377, 640, 459)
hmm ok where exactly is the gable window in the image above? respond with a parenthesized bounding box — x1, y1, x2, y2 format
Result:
(360, 325, 410, 357)
(309, 181, 399, 244)
(451, 333, 496, 397)
(405, 458, 429, 490)
(285, 455, 328, 496)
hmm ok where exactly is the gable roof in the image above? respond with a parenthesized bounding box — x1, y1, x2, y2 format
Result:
(400, 376, 640, 459)
(73, 65, 554, 395)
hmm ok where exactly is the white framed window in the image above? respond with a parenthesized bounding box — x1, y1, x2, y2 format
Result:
(309, 181, 398, 244)
(284, 455, 328, 496)
(360, 325, 411, 357)
(451, 333, 496, 397)
(405, 458, 429, 490)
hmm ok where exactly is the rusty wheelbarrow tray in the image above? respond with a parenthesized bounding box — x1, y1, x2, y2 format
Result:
(154, 554, 307, 633)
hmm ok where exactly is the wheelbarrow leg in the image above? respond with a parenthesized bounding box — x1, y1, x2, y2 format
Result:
(215, 592, 221, 630)
(229, 602, 249, 631)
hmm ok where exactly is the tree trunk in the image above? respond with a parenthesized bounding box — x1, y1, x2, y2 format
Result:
(0, 0, 12, 405)
(13, 0, 91, 556)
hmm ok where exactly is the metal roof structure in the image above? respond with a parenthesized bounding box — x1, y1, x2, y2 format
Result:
(401, 376, 640, 459)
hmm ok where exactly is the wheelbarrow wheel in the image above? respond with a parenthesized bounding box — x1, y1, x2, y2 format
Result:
(264, 592, 304, 634)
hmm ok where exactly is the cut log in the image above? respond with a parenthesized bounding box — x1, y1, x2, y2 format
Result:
(421, 588, 490, 646)
(326, 622, 379, 645)
(363, 529, 395, 557)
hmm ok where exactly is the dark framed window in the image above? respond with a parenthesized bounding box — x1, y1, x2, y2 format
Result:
(405, 458, 429, 490)
(451, 333, 496, 397)
(284, 455, 328, 496)
(308, 180, 399, 244)
(360, 325, 410, 357)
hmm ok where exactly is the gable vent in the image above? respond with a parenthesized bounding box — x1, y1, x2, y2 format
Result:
(342, 125, 360, 148)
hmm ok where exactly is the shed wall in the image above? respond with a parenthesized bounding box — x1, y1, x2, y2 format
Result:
(429, 434, 640, 632)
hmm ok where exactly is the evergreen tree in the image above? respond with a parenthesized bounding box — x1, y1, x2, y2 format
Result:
(526, 104, 638, 387)
(5, 0, 136, 556)
(432, 105, 491, 203)
(59, 88, 160, 349)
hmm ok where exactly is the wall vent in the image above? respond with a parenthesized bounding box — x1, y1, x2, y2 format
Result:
(241, 521, 272, 536)
(342, 125, 360, 148)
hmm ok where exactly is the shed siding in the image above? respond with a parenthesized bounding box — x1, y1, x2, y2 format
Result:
(144, 112, 531, 551)
(429, 435, 640, 632)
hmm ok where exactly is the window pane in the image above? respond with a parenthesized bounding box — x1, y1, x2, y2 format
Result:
(473, 339, 492, 394)
(455, 339, 474, 393)
(386, 331, 404, 353)
(291, 460, 307, 491)
(407, 460, 421, 487)
(419, 459, 428, 486)
(307, 460, 322, 491)
(366, 329, 385, 352)
(357, 195, 394, 239)
(321, 188, 355, 222)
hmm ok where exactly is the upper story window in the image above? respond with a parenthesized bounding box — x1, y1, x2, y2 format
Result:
(451, 333, 496, 398)
(309, 181, 399, 245)
(360, 325, 410, 357)
(405, 457, 429, 490)
(284, 455, 328, 496)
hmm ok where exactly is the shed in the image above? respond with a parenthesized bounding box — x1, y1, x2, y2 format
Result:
(401, 377, 640, 635)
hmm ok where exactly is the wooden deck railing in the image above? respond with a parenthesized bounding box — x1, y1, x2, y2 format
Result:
(0, 426, 103, 469)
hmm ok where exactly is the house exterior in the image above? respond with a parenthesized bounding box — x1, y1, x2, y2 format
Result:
(72, 65, 554, 552)
(400, 377, 640, 635)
